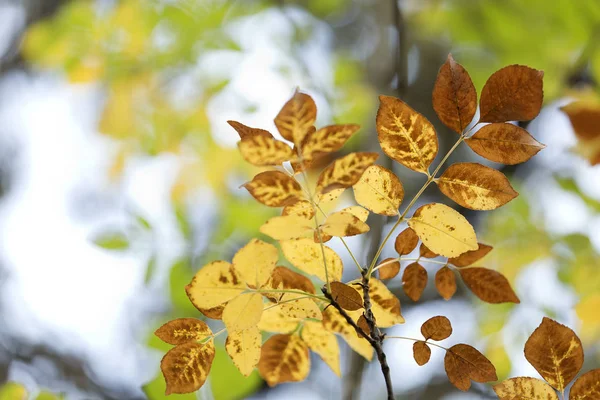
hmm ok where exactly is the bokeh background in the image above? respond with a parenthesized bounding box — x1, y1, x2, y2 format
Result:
(0, 0, 598, 399)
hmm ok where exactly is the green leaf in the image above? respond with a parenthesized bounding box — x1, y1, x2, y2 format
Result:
(210, 343, 262, 400)
(145, 256, 157, 285)
(0, 382, 27, 400)
(169, 258, 198, 315)
(91, 232, 130, 250)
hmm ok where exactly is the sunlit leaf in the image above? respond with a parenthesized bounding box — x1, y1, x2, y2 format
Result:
(316, 152, 379, 195)
(301, 321, 341, 376)
(225, 326, 261, 377)
(449, 243, 493, 267)
(322, 307, 373, 360)
(300, 124, 360, 159)
(352, 165, 404, 216)
(444, 344, 497, 391)
(435, 266, 457, 300)
(258, 334, 310, 386)
(280, 238, 343, 281)
(329, 281, 363, 311)
(232, 239, 278, 288)
(321, 211, 370, 237)
(222, 293, 264, 332)
(275, 90, 317, 144)
(570, 369, 600, 400)
(493, 377, 558, 400)
(361, 279, 404, 327)
(394, 227, 419, 255)
(160, 341, 215, 394)
(264, 266, 316, 301)
(339, 206, 369, 222)
(243, 171, 304, 207)
(413, 342, 432, 366)
(238, 135, 295, 166)
(258, 298, 321, 333)
(260, 215, 313, 240)
(421, 316, 452, 341)
(282, 200, 315, 219)
(155, 318, 213, 345)
(185, 261, 245, 310)
(402, 262, 428, 302)
(227, 120, 273, 139)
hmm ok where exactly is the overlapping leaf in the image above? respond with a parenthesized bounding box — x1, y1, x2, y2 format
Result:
(161, 341, 216, 395)
(444, 344, 497, 391)
(300, 124, 360, 159)
(329, 281, 363, 311)
(258, 334, 310, 386)
(301, 321, 341, 376)
(185, 261, 245, 310)
(449, 243, 493, 267)
(322, 307, 373, 361)
(280, 238, 343, 281)
(260, 215, 313, 240)
(394, 227, 419, 255)
(316, 152, 379, 195)
(243, 171, 304, 207)
(321, 211, 370, 237)
(232, 239, 278, 288)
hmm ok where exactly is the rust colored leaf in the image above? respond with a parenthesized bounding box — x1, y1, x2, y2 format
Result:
(258, 334, 310, 386)
(161, 341, 215, 395)
(459, 267, 520, 304)
(466, 123, 545, 165)
(432, 54, 477, 134)
(413, 341, 432, 366)
(265, 266, 316, 300)
(561, 101, 600, 165)
(155, 318, 213, 345)
(238, 135, 295, 166)
(524, 317, 584, 392)
(444, 343, 498, 391)
(479, 65, 544, 123)
(435, 266, 457, 300)
(402, 262, 428, 302)
(227, 120, 273, 139)
(376, 95, 439, 173)
(356, 315, 371, 337)
(377, 258, 400, 280)
(300, 124, 360, 159)
(394, 227, 419, 256)
(243, 171, 304, 207)
(316, 152, 379, 195)
(314, 230, 333, 243)
(419, 243, 438, 258)
(437, 163, 518, 210)
(421, 316, 452, 341)
(329, 281, 363, 311)
(570, 368, 600, 400)
(274, 90, 317, 144)
(493, 377, 558, 400)
(449, 243, 493, 267)
(352, 165, 404, 216)
(198, 305, 224, 320)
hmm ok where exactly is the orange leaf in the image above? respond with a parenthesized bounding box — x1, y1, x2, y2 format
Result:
(449, 243, 493, 267)
(432, 54, 477, 134)
(402, 262, 428, 302)
(421, 316, 452, 341)
(435, 266, 456, 301)
(377, 258, 401, 280)
(329, 281, 363, 311)
(394, 227, 419, 256)
(274, 90, 317, 145)
(459, 267, 520, 304)
(243, 171, 304, 207)
(561, 101, 600, 165)
(570, 368, 600, 400)
(444, 344, 497, 391)
(479, 65, 544, 123)
(413, 341, 432, 366)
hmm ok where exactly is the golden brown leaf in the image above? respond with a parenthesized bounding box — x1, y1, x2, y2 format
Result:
(570, 368, 600, 400)
(376, 95, 439, 173)
(238, 135, 295, 166)
(265, 266, 316, 301)
(161, 341, 215, 395)
(225, 326, 261, 377)
(524, 317, 584, 392)
(352, 165, 404, 216)
(366, 278, 405, 326)
(561, 101, 600, 165)
(282, 200, 315, 219)
(329, 281, 363, 311)
(356, 315, 371, 337)
(258, 334, 310, 386)
(155, 318, 213, 345)
(198, 305, 224, 320)
(432, 54, 477, 134)
(274, 90, 317, 145)
(316, 152, 379, 195)
(479, 65, 544, 123)
(280, 238, 343, 282)
(466, 123, 545, 165)
(339, 206, 369, 222)
(493, 377, 559, 400)
(413, 341, 432, 366)
(321, 211, 370, 237)
(260, 215, 313, 240)
(227, 120, 273, 139)
(301, 321, 341, 376)
(222, 293, 264, 332)
(300, 124, 360, 159)
(421, 316, 452, 341)
(322, 307, 373, 360)
(402, 262, 428, 302)
(243, 171, 304, 207)
(377, 258, 400, 280)
(435, 266, 457, 301)
(232, 238, 278, 288)
(394, 227, 419, 255)
(185, 261, 245, 310)
(258, 299, 321, 333)
(314, 229, 333, 244)
(408, 203, 478, 257)
(419, 243, 438, 258)
(437, 163, 518, 210)
(459, 267, 520, 304)
(449, 243, 493, 267)
(444, 344, 498, 391)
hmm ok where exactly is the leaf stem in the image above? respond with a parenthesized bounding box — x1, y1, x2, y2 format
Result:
(385, 335, 449, 351)
(253, 288, 328, 302)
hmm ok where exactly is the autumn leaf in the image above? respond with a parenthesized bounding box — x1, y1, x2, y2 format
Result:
(437, 163, 518, 210)
(449, 243, 493, 267)
(376, 95, 438, 173)
(408, 203, 478, 257)
(282, 199, 315, 219)
(413, 342, 432, 366)
(377, 258, 400, 280)
(329, 281, 363, 311)
(339, 206, 369, 222)
(301, 321, 341, 376)
(394, 227, 419, 255)
(357, 315, 371, 337)
(432, 54, 477, 134)
(258, 334, 310, 386)
(260, 215, 313, 240)
(444, 344, 497, 391)
(479, 65, 544, 123)
(321, 211, 370, 237)
(227, 120, 273, 139)
(524, 317, 584, 392)
(155, 318, 213, 345)
(198, 305, 224, 320)
(225, 326, 261, 377)
(232, 238, 278, 288)
(419, 243, 438, 258)
(243, 171, 304, 207)
(275, 90, 317, 145)
(569, 369, 600, 400)
(222, 292, 264, 332)
(316, 152, 379, 195)
(352, 165, 404, 216)
(264, 266, 316, 301)
(561, 101, 600, 165)
(161, 341, 215, 394)
(322, 307, 373, 360)
(402, 262, 428, 302)
(361, 278, 404, 326)
(466, 123, 545, 165)
(237, 135, 295, 166)
(459, 267, 520, 304)
(435, 266, 457, 300)
(493, 377, 558, 400)
(280, 238, 343, 281)
(258, 299, 321, 333)
(185, 261, 245, 310)
(300, 124, 360, 159)
(421, 316, 452, 341)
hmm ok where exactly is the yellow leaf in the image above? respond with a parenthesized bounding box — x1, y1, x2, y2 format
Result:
(243, 171, 304, 207)
(222, 293, 264, 332)
(225, 326, 262, 377)
(408, 203, 478, 257)
(367, 278, 405, 327)
(570, 369, 600, 400)
(437, 163, 518, 210)
(258, 334, 311, 386)
(316, 187, 345, 205)
(260, 215, 313, 240)
(322, 307, 373, 361)
(258, 298, 322, 333)
(155, 318, 213, 345)
(185, 261, 245, 309)
(275, 90, 317, 144)
(321, 211, 370, 237)
(576, 294, 600, 343)
(353, 165, 404, 216)
(376, 95, 438, 173)
(160, 341, 215, 395)
(339, 206, 369, 222)
(301, 321, 341, 376)
(300, 124, 360, 159)
(280, 238, 343, 281)
(238, 135, 295, 166)
(232, 239, 278, 288)
(493, 377, 558, 400)
(282, 200, 315, 219)
(316, 152, 379, 194)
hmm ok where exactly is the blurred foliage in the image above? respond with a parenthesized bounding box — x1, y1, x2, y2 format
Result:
(0, 382, 63, 400)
